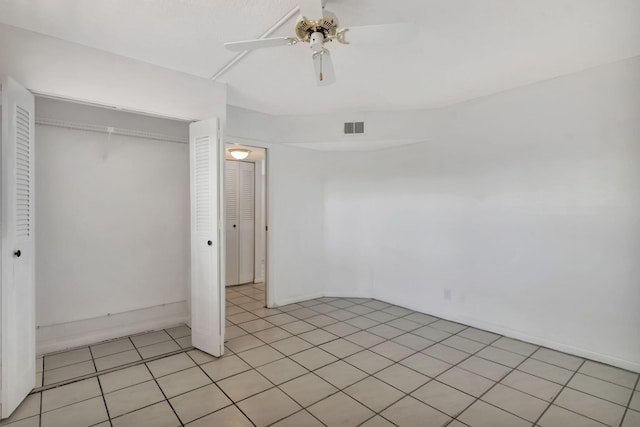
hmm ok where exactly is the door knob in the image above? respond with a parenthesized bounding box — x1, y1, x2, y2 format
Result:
(207, 240, 213, 246)
(233, 224, 236, 228)
(14, 250, 21, 257)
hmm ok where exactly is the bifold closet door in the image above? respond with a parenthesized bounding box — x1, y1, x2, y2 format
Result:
(237, 161, 255, 284)
(189, 118, 224, 357)
(1, 76, 36, 418)
(225, 160, 239, 286)
(225, 160, 255, 286)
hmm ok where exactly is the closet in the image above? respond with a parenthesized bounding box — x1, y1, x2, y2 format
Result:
(225, 160, 255, 286)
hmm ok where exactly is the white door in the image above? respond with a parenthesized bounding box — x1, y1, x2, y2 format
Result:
(224, 160, 255, 286)
(0, 76, 36, 418)
(224, 160, 239, 286)
(238, 161, 255, 284)
(189, 118, 224, 357)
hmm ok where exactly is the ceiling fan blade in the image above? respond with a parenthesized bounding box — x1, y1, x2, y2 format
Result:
(341, 23, 413, 45)
(297, 0, 324, 21)
(224, 36, 296, 52)
(312, 51, 336, 86)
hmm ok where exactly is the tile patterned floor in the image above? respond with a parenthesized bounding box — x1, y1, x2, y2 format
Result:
(3, 282, 639, 427)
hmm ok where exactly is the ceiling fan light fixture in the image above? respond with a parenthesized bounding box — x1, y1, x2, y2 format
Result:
(229, 148, 251, 160)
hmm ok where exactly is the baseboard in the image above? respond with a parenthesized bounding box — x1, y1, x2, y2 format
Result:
(272, 293, 324, 308)
(37, 301, 188, 355)
(325, 291, 373, 299)
(377, 293, 640, 374)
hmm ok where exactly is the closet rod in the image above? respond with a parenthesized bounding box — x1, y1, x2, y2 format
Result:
(35, 117, 188, 144)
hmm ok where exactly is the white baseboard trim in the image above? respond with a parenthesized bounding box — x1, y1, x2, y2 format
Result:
(377, 293, 640, 374)
(272, 293, 324, 308)
(37, 301, 188, 355)
(324, 291, 373, 299)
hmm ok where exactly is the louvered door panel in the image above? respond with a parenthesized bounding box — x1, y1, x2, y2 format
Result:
(224, 160, 239, 286)
(238, 162, 255, 284)
(194, 137, 211, 233)
(189, 118, 223, 357)
(15, 105, 31, 237)
(1, 76, 36, 419)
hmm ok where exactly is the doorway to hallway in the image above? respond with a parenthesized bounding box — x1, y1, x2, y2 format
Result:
(224, 144, 267, 305)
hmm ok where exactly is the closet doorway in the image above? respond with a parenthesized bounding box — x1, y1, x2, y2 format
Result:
(224, 144, 267, 297)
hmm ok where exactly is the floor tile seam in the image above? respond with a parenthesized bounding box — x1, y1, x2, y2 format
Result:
(90, 345, 114, 426)
(255, 359, 314, 386)
(41, 355, 94, 373)
(451, 346, 545, 426)
(561, 382, 633, 407)
(185, 346, 258, 427)
(97, 338, 168, 422)
(148, 361, 208, 383)
(379, 386, 456, 425)
(105, 397, 171, 424)
(571, 370, 639, 391)
(32, 346, 196, 394)
(419, 339, 499, 423)
(451, 326, 502, 346)
(266, 409, 328, 427)
(528, 354, 585, 372)
(36, 382, 104, 412)
(357, 413, 399, 427)
(409, 377, 477, 407)
(163, 325, 191, 351)
(38, 384, 43, 427)
(320, 389, 406, 427)
(338, 375, 409, 415)
(249, 295, 628, 421)
(531, 358, 588, 426)
(388, 332, 492, 387)
(617, 375, 640, 427)
(237, 322, 279, 335)
(273, 386, 338, 416)
(210, 343, 314, 411)
(138, 355, 186, 427)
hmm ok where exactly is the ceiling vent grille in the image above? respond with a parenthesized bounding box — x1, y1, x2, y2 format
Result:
(344, 121, 364, 134)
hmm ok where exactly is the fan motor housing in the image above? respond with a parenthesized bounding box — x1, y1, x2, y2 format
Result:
(295, 12, 339, 41)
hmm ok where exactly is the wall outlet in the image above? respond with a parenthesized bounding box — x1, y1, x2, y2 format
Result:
(444, 289, 452, 300)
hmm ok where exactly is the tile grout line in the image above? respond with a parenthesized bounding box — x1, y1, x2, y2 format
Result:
(31, 346, 195, 394)
(30, 284, 638, 427)
(38, 384, 43, 427)
(185, 341, 258, 427)
(230, 296, 507, 425)
(216, 287, 640, 426)
(223, 331, 335, 426)
(87, 345, 114, 427)
(225, 285, 332, 426)
(236, 299, 637, 415)
(129, 337, 186, 427)
(532, 358, 587, 426)
(618, 374, 640, 427)
(452, 344, 545, 426)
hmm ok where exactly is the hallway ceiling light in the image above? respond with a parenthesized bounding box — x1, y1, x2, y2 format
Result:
(229, 148, 251, 160)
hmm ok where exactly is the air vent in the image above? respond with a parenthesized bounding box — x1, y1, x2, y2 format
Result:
(344, 121, 364, 134)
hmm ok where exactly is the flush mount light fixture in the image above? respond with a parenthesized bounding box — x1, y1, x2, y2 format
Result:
(229, 148, 251, 160)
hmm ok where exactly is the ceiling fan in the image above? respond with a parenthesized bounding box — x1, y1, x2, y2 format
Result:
(224, 0, 409, 86)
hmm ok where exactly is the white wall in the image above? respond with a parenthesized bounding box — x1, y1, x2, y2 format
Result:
(320, 57, 640, 371)
(35, 98, 191, 353)
(226, 112, 330, 306)
(266, 144, 329, 305)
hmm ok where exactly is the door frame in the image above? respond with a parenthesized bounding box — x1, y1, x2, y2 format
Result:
(224, 137, 272, 308)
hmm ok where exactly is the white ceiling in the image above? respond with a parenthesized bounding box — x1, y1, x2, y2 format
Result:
(1, 0, 639, 115)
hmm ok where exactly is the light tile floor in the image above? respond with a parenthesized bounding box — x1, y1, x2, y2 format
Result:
(3, 282, 639, 426)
